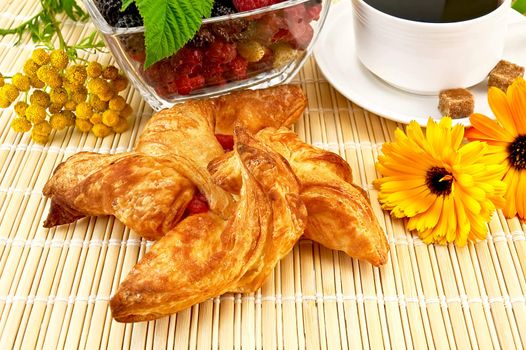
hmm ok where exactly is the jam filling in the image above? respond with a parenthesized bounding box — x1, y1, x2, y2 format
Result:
(215, 134, 234, 152)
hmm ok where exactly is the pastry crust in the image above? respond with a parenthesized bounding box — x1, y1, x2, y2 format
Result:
(209, 127, 389, 266)
(110, 126, 307, 322)
(42, 85, 304, 239)
(43, 152, 195, 240)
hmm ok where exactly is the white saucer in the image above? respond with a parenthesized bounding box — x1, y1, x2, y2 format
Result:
(314, 2, 526, 126)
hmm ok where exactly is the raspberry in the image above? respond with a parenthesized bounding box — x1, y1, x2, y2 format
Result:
(287, 22, 313, 50)
(206, 41, 237, 64)
(175, 75, 205, 95)
(226, 56, 248, 80)
(271, 42, 298, 68)
(306, 4, 322, 22)
(232, 0, 282, 12)
(283, 4, 309, 24)
(248, 49, 274, 73)
(171, 47, 203, 68)
(237, 40, 267, 62)
(202, 63, 225, 85)
(254, 14, 287, 45)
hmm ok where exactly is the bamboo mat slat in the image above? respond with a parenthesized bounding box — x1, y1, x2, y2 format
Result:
(1, 1, 526, 349)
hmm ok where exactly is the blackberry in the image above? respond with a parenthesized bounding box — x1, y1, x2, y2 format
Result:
(211, 19, 249, 42)
(94, 0, 143, 27)
(211, 4, 236, 17)
(188, 27, 215, 48)
(115, 13, 143, 28)
(94, 0, 121, 26)
(212, 0, 237, 16)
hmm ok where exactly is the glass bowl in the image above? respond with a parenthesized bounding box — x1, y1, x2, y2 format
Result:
(82, 0, 330, 110)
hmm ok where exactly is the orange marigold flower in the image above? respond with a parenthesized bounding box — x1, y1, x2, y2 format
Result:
(466, 77, 526, 220)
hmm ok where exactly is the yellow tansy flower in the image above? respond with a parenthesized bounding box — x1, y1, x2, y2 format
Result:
(375, 117, 506, 246)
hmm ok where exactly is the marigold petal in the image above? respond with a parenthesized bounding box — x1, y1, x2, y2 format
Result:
(502, 169, 519, 218)
(488, 86, 518, 136)
(516, 172, 526, 220)
(506, 78, 526, 135)
(463, 127, 510, 147)
(468, 113, 514, 142)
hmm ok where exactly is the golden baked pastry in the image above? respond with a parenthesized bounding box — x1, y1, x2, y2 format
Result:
(42, 84, 389, 323)
(209, 127, 389, 266)
(43, 85, 304, 240)
(110, 126, 307, 322)
(43, 152, 194, 240)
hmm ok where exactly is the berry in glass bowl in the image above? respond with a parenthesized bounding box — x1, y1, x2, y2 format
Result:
(83, 0, 330, 110)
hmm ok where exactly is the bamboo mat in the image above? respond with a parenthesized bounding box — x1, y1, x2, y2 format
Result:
(1, 1, 526, 349)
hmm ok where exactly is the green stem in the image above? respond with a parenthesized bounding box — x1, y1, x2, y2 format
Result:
(49, 12, 66, 50)
(0, 12, 42, 36)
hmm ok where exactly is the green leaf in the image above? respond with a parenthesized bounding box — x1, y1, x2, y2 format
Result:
(134, 0, 214, 68)
(512, 0, 526, 14)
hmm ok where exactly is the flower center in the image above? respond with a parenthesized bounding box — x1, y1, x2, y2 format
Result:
(425, 166, 453, 196)
(508, 135, 526, 170)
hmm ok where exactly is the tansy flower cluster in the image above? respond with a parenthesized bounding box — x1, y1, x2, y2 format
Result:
(0, 48, 132, 144)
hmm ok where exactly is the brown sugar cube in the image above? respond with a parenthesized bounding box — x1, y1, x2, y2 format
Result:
(488, 60, 524, 92)
(438, 88, 474, 119)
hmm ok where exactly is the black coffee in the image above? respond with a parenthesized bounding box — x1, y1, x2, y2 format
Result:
(364, 0, 500, 23)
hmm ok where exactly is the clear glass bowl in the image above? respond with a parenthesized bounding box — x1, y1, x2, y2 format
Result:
(82, 0, 330, 110)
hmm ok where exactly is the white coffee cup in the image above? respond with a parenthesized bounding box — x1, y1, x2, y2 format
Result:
(352, 0, 514, 95)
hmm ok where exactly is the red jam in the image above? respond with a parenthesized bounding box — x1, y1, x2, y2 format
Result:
(215, 134, 234, 152)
